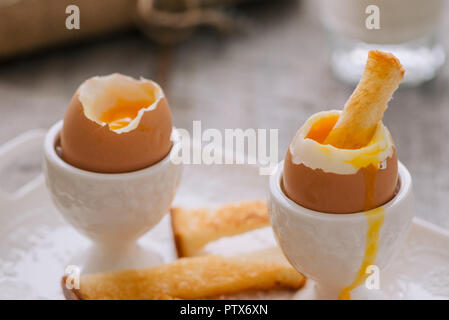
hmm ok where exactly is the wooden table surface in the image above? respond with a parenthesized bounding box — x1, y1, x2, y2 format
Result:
(1, 1, 448, 228)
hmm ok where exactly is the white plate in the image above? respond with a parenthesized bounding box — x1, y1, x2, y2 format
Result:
(0, 130, 448, 300)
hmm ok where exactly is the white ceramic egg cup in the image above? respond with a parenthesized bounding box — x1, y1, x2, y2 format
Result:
(269, 161, 414, 300)
(43, 121, 183, 274)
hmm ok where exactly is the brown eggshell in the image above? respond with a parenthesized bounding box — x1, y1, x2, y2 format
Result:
(60, 93, 173, 173)
(282, 149, 398, 214)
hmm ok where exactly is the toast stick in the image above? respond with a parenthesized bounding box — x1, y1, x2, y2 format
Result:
(324, 50, 404, 149)
(171, 201, 270, 257)
(62, 248, 305, 300)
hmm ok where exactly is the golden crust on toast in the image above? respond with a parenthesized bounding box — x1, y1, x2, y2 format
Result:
(62, 249, 305, 300)
(171, 201, 270, 257)
(324, 50, 405, 149)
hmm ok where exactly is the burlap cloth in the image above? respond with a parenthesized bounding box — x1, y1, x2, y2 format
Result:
(0, 0, 258, 58)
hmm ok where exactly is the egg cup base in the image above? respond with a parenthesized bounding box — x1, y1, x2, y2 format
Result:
(44, 120, 183, 273)
(268, 160, 414, 299)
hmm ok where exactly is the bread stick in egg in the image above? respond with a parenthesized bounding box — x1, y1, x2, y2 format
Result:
(324, 50, 405, 149)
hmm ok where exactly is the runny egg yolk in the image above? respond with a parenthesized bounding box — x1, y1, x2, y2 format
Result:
(338, 207, 385, 300)
(100, 97, 155, 130)
(305, 114, 339, 144)
(305, 114, 386, 300)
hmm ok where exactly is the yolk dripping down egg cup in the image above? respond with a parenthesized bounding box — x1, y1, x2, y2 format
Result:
(268, 110, 414, 300)
(43, 75, 183, 274)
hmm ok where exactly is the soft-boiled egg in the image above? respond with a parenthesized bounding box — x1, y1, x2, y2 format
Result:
(60, 73, 173, 173)
(282, 110, 398, 214)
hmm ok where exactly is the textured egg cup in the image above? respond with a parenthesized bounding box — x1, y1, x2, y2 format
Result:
(44, 121, 183, 274)
(268, 160, 414, 299)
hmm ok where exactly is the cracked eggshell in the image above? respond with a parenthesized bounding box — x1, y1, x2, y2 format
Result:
(60, 74, 173, 173)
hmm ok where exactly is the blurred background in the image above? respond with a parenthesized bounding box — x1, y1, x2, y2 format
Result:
(0, 0, 448, 228)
